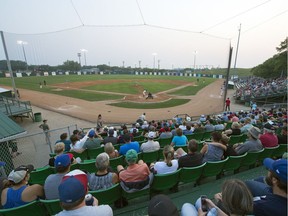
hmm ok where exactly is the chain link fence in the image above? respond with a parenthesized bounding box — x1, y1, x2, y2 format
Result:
(0, 124, 78, 176)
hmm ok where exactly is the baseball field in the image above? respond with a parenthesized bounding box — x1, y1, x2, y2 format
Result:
(0, 74, 225, 124)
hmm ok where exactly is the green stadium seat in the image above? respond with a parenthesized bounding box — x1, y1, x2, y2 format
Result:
(202, 157, 229, 180)
(228, 135, 242, 145)
(133, 135, 145, 142)
(89, 183, 122, 205)
(239, 134, 248, 143)
(179, 163, 206, 184)
(29, 166, 54, 185)
(0, 201, 46, 216)
(240, 149, 264, 169)
(141, 150, 159, 164)
(159, 137, 173, 148)
(190, 132, 204, 141)
(272, 144, 287, 158)
(202, 131, 212, 141)
(79, 160, 97, 173)
(257, 146, 279, 165)
(109, 155, 125, 171)
(150, 169, 181, 195)
(87, 146, 104, 160)
(40, 199, 62, 216)
(223, 153, 247, 174)
(69, 150, 88, 161)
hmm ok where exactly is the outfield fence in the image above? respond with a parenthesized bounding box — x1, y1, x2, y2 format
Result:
(0, 124, 77, 176)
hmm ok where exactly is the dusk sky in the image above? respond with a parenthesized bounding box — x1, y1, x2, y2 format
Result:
(0, 0, 287, 69)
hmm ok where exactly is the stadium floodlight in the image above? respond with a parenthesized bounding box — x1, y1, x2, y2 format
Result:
(193, 50, 198, 71)
(80, 49, 88, 66)
(17, 40, 28, 71)
(152, 53, 157, 70)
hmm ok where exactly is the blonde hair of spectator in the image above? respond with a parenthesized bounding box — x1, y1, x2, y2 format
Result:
(54, 142, 65, 154)
(104, 142, 114, 154)
(163, 145, 174, 167)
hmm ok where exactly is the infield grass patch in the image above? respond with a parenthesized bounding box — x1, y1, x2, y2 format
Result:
(108, 99, 190, 109)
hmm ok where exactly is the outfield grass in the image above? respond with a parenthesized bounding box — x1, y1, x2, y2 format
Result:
(109, 99, 190, 109)
(170, 78, 215, 95)
(0, 75, 217, 105)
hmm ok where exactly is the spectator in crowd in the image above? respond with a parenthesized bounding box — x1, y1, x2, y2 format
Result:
(240, 118, 253, 134)
(233, 126, 263, 155)
(140, 132, 160, 153)
(70, 129, 92, 152)
(129, 123, 139, 134)
(73, 129, 85, 139)
(151, 145, 178, 174)
(181, 179, 253, 216)
(88, 153, 118, 190)
(82, 130, 103, 150)
(171, 128, 188, 147)
(96, 114, 103, 132)
(142, 121, 149, 130)
(214, 120, 225, 131)
(57, 169, 113, 216)
(201, 132, 225, 162)
(204, 119, 215, 132)
(104, 142, 119, 159)
(219, 134, 238, 159)
(171, 123, 180, 137)
(176, 139, 203, 168)
(223, 122, 241, 136)
(103, 129, 118, 145)
(48, 142, 76, 167)
(277, 126, 287, 144)
(148, 194, 179, 216)
(39, 119, 50, 143)
(193, 123, 205, 133)
(225, 97, 231, 111)
(55, 133, 71, 152)
(159, 123, 170, 134)
(45, 154, 71, 199)
(199, 115, 206, 123)
(259, 123, 278, 148)
(117, 149, 151, 191)
(119, 134, 140, 155)
(183, 125, 193, 135)
(1, 165, 44, 209)
(245, 158, 287, 216)
(159, 125, 173, 139)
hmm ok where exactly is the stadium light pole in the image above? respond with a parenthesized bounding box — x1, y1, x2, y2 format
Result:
(152, 53, 157, 71)
(17, 40, 28, 71)
(193, 50, 197, 72)
(80, 49, 88, 66)
(77, 53, 81, 67)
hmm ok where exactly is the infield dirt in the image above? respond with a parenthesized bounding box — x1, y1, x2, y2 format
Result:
(14, 79, 225, 124)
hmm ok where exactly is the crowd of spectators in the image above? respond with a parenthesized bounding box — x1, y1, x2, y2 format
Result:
(0, 107, 287, 215)
(234, 77, 287, 101)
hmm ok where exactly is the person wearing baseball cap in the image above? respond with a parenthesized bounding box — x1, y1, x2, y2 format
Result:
(233, 126, 263, 155)
(44, 154, 72, 200)
(246, 158, 287, 216)
(259, 123, 278, 148)
(56, 169, 112, 216)
(1, 165, 44, 209)
(140, 132, 160, 153)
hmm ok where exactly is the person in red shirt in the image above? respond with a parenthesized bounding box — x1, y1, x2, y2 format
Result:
(259, 123, 278, 148)
(225, 98, 231, 111)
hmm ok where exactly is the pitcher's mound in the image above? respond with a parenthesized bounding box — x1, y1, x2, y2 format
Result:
(124, 93, 172, 103)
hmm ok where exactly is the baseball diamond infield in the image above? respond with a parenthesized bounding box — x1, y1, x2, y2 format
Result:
(9, 78, 225, 124)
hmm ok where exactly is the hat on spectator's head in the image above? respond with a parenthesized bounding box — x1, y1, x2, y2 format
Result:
(135, 123, 140, 127)
(8, 164, 34, 184)
(55, 154, 71, 168)
(125, 149, 138, 163)
(148, 194, 179, 216)
(88, 130, 95, 138)
(148, 131, 156, 139)
(264, 158, 287, 185)
(58, 169, 88, 204)
(248, 126, 261, 139)
(201, 115, 205, 118)
(264, 123, 275, 131)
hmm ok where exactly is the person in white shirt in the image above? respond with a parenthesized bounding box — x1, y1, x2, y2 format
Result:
(70, 129, 93, 152)
(151, 145, 178, 174)
(141, 132, 160, 153)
